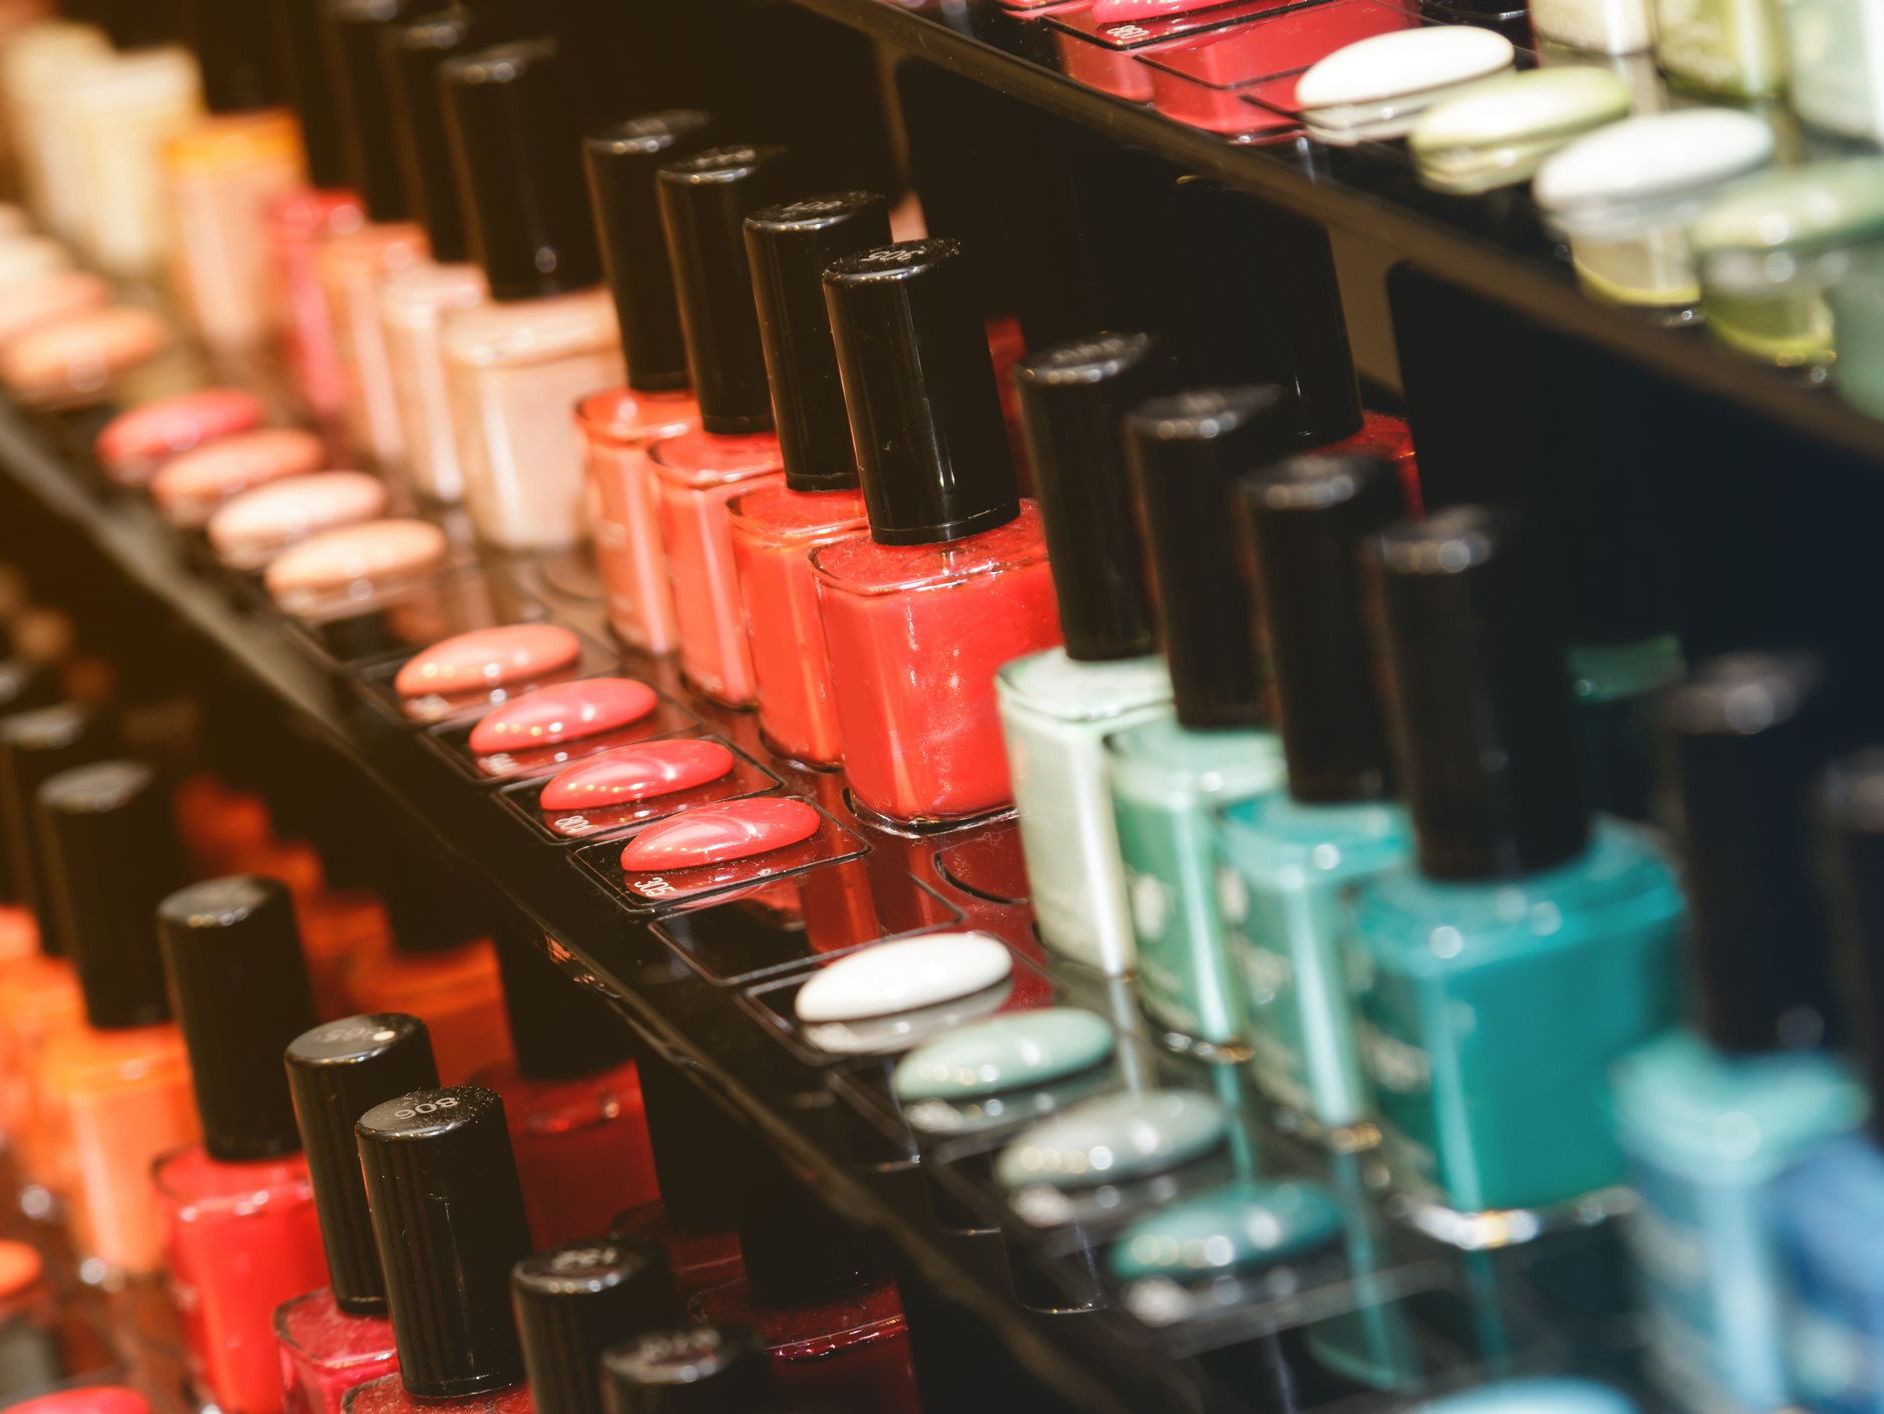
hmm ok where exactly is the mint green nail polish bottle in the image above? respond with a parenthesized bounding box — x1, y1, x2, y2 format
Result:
(1352, 507, 1684, 1246)
(1104, 387, 1297, 1059)
(1217, 451, 1410, 1149)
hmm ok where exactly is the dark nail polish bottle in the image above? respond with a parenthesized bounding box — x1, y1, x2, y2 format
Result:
(513, 1237, 681, 1414)
(601, 1324, 781, 1414)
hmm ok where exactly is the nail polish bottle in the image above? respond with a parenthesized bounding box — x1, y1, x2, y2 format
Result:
(34, 761, 196, 1282)
(277, 1013, 440, 1414)
(1103, 388, 1292, 1058)
(647, 145, 795, 704)
(727, 193, 895, 764)
(1353, 508, 1684, 1243)
(995, 333, 1173, 975)
(0, 657, 60, 962)
(345, 1086, 536, 1414)
(513, 1238, 681, 1414)
(601, 1324, 779, 1414)
(1655, 0, 1786, 94)
(154, 876, 329, 1414)
(319, 0, 429, 469)
(439, 38, 621, 550)
(1778, 749, 1884, 1414)
(1612, 654, 1864, 1414)
(812, 238, 1062, 825)
(164, 0, 305, 352)
(376, 8, 501, 505)
(578, 112, 716, 653)
(2, 20, 112, 242)
(473, 934, 657, 1249)
(1217, 452, 1410, 1147)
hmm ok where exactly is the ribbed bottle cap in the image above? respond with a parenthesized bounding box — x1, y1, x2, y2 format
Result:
(357, 1086, 534, 1397)
(585, 112, 716, 393)
(285, 1014, 439, 1315)
(185, 0, 280, 112)
(657, 145, 795, 434)
(383, 9, 505, 265)
(824, 238, 1017, 546)
(497, 930, 633, 1081)
(1824, 748, 1884, 1119)
(745, 193, 892, 491)
(279, 0, 347, 187)
(600, 1325, 776, 1414)
(0, 704, 115, 947)
(734, 1144, 887, 1308)
(379, 843, 487, 956)
(158, 877, 317, 1159)
(38, 761, 183, 1029)
(1124, 387, 1298, 730)
(1668, 653, 1839, 1053)
(326, 0, 426, 221)
(626, 1049, 739, 1234)
(1371, 507, 1587, 881)
(513, 1238, 681, 1414)
(1238, 453, 1406, 803)
(1015, 333, 1171, 662)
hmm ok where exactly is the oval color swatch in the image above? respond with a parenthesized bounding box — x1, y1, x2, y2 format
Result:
(152, 427, 328, 526)
(96, 387, 266, 481)
(208, 472, 388, 568)
(1413, 1379, 1641, 1413)
(892, 1008, 1116, 1102)
(538, 738, 733, 811)
(470, 678, 661, 756)
(996, 1090, 1229, 1191)
(1, 306, 167, 400)
(394, 624, 583, 698)
(796, 933, 1014, 1024)
(618, 798, 821, 873)
(1109, 1181, 1344, 1282)
(265, 519, 449, 604)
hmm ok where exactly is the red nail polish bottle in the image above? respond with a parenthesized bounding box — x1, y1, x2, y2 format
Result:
(344, 1086, 536, 1414)
(812, 238, 1063, 826)
(577, 112, 718, 654)
(725, 193, 892, 767)
(473, 935, 657, 1249)
(512, 1238, 681, 1414)
(277, 1014, 441, 1414)
(646, 145, 796, 706)
(154, 877, 330, 1414)
(600, 1324, 778, 1413)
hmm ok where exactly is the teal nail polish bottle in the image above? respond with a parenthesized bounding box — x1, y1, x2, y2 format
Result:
(1611, 654, 1865, 1414)
(1352, 508, 1684, 1243)
(1105, 387, 1298, 1058)
(1217, 451, 1410, 1148)
(1567, 632, 1686, 823)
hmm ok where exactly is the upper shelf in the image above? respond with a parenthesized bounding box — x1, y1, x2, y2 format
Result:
(786, 0, 1884, 465)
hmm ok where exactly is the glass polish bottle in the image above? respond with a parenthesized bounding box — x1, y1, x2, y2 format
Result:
(578, 111, 717, 654)
(1217, 452, 1410, 1148)
(1353, 508, 1684, 1245)
(512, 1238, 682, 1414)
(439, 38, 621, 550)
(728, 192, 891, 765)
(995, 332, 1173, 976)
(345, 1086, 537, 1414)
(1612, 654, 1864, 1414)
(154, 877, 330, 1414)
(601, 1324, 781, 1414)
(1104, 387, 1294, 1057)
(277, 1014, 440, 1414)
(34, 761, 196, 1283)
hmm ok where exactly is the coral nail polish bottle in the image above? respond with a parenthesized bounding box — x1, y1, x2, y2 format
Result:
(996, 333, 1174, 975)
(277, 1013, 440, 1414)
(578, 111, 716, 653)
(648, 145, 795, 705)
(812, 238, 1063, 826)
(727, 193, 893, 765)
(345, 1086, 537, 1414)
(600, 1324, 779, 1413)
(154, 876, 330, 1414)
(512, 1238, 682, 1414)
(473, 934, 657, 1248)
(35, 761, 197, 1282)
(0, 655, 59, 968)
(1106, 388, 1296, 1057)
(438, 39, 622, 550)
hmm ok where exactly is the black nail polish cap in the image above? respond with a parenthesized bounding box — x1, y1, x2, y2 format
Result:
(1238, 453, 1406, 804)
(286, 1014, 439, 1315)
(325, 0, 426, 222)
(1823, 747, 1884, 1123)
(443, 38, 603, 302)
(383, 8, 496, 265)
(585, 112, 716, 394)
(38, 761, 184, 1030)
(280, 0, 348, 187)
(658, 145, 794, 434)
(746, 192, 892, 491)
(159, 876, 318, 1160)
(186, 0, 281, 113)
(601, 1325, 776, 1414)
(496, 929, 633, 1082)
(1371, 506, 1587, 881)
(0, 704, 115, 946)
(357, 1085, 535, 1397)
(1669, 652, 1839, 1054)
(513, 1238, 681, 1414)
(616, 1049, 740, 1237)
(824, 238, 1017, 546)
(1015, 333, 1171, 663)
(735, 1143, 888, 1309)
(1124, 386, 1299, 730)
